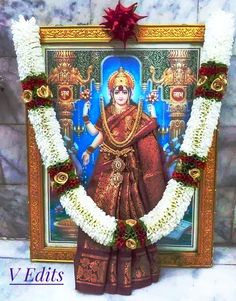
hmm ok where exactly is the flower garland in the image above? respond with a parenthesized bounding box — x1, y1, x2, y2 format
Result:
(11, 11, 234, 249)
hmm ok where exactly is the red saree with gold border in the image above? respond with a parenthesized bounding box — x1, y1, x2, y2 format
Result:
(74, 104, 166, 295)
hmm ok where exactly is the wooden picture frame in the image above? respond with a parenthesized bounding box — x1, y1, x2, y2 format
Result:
(28, 24, 216, 267)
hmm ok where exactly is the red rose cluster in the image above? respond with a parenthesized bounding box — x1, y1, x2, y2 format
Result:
(114, 219, 148, 249)
(21, 74, 53, 110)
(56, 178, 80, 196)
(116, 221, 126, 249)
(172, 171, 198, 187)
(48, 160, 74, 178)
(195, 61, 228, 101)
(22, 76, 47, 90)
(172, 153, 207, 187)
(48, 159, 80, 196)
(198, 63, 227, 77)
(26, 98, 53, 110)
(133, 222, 147, 247)
(178, 154, 206, 170)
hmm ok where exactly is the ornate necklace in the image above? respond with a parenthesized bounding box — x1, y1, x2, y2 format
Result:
(110, 104, 127, 115)
(100, 98, 143, 149)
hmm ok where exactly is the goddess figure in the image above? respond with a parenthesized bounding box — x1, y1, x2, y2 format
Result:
(74, 67, 166, 295)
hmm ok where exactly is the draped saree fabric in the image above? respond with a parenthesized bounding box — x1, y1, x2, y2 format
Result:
(74, 104, 166, 295)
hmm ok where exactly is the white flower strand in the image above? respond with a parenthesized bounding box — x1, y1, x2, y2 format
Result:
(201, 10, 235, 65)
(11, 15, 45, 80)
(180, 97, 222, 157)
(60, 186, 116, 245)
(140, 180, 194, 243)
(198, 101, 221, 156)
(28, 107, 69, 167)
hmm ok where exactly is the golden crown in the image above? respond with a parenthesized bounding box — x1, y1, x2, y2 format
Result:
(108, 67, 135, 90)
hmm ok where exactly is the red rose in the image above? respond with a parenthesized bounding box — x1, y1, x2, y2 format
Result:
(116, 237, 126, 249)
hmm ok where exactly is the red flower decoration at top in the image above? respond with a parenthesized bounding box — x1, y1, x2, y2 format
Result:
(100, 1, 146, 47)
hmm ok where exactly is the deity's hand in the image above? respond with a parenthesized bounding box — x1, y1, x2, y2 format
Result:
(82, 151, 90, 166)
(83, 101, 91, 116)
(147, 103, 157, 118)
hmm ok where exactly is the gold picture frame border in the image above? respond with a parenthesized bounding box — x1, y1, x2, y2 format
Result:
(28, 24, 217, 267)
(40, 25, 205, 43)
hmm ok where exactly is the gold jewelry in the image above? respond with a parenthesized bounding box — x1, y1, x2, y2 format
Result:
(100, 98, 142, 149)
(110, 172, 123, 187)
(83, 115, 90, 124)
(100, 143, 134, 187)
(112, 157, 126, 173)
(111, 104, 128, 115)
(110, 157, 125, 187)
(86, 146, 95, 154)
(100, 143, 134, 157)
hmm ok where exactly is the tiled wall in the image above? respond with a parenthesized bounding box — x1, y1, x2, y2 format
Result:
(0, 0, 235, 243)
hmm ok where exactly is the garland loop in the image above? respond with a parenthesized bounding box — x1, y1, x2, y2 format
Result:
(11, 11, 235, 249)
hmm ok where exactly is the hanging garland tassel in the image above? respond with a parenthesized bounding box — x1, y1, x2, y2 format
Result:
(11, 11, 234, 249)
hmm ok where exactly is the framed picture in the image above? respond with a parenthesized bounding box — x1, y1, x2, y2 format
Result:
(28, 24, 216, 266)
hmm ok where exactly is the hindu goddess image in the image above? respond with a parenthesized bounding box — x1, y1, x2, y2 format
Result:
(74, 67, 167, 295)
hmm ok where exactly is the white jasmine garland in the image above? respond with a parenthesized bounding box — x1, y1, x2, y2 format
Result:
(198, 100, 222, 156)
(11, 11, 234, 247)
(28, 107, 69, 167)
(11, 15, 45, 80)
(140, 179, 194, 243)
(200, 11, 235, 65)
(60, 186, 116, 245)
(180, 97, 222, 157)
